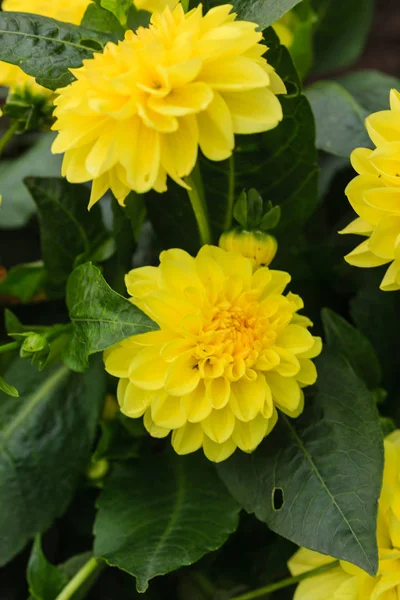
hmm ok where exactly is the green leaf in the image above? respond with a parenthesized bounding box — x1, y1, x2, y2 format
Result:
(0, 12, 110, 90)
(0, 375, 19, 398)
(286, 0, 316, 79)
(81, 2, 125, 38)
(0, 262, 45, 303)
(306, 81, 370, 157)
(0, 357, 105, 566)
(65, 262, 157, 372)
(0, 134, 62, 230)
(231, 0, 303, 30)
(100, 0, 132, 26)
(218, 349, 384, 575)
(94, 451, 240, 592)
(24, 177, 108, 293)
(27, 537, 68, 600)
(321, 308, 381, 390)
(336, 70, 400, 115)
(312, 0, 374, 74)
(259, 205, 281, 231)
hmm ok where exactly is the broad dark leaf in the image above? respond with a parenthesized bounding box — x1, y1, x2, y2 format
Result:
(94, 452, 240, 592)
(336, 70, 400, 114)
(231, 0, 303, 30)
(322, 308, 381, 390)
(0, 12, 111, 90)
(0, 357, 105, 566)
(218, 350, 383, 575)
(65, 262, 157, 372)
(81, 2, 125, 38)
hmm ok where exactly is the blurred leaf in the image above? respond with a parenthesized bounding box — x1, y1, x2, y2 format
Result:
(94, 451, 240, 592)
(231, 0, 303, 30)
(100, 0, 131, 26)
(312, 0, 374, 74)
(0, 375, 19, 397)
(0, 357, 105, 566)
(218, 350, 383, 576)
(0, 262, 45, 302)
(0, 134, 62, 230)
(306, 81, 371, 156)
(336, 70, 400, 114)
(64, 262, 157, 372)
(0, 13, 110, 90)
(27, 537, 68, 600)
(287, 0, 316, 78)
(322, 308, 381, 390)
(24, 177, 108, 294)
(81, 2, 125, 37)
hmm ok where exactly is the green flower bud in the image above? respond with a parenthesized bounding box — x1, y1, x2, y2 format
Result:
(219, 228, 278, 268)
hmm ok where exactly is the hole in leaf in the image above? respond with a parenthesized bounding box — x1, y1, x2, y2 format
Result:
(272, 487, 284, 511)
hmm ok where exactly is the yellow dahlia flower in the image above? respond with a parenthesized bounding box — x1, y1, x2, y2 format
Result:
(0, 0, 91, 97)
(104, 245, 321, 463)
(51, 3, 286, 208)
(288, 430, 400, 600)
(341, 89, 400, 291)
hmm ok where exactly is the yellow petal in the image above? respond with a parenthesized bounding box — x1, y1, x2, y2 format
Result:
(297, 358, 317, 386)
(122, 381, 152, 418)
(364, 188, 400, 214)
(206, 377, 231, 409)
(116, 378, 129, 408)
(161, 338, 196, 362)
(366, 110, 400, 146)
(181, 381, 212, 422)
(85, 124, 118, 177)
(125, 266, 159, 298)
(350, 147, 374, 175)
(274, 347, 300, 377)
(202, 436, 236, 463)
(297, 336, 322, 359)
(151, 392, 187, 428)
(368, 216, 400, 259)
(380, 261, 400, 292)
(197, 91, 234, 161)
(143, 408, 170, 438)
(150, 82, 213, 116)
(143, 291, 196, 330)
(165, 353, 201, 396)
(345, 175, 386, 225)
(390, 88, 400, 111)
(129, 347, 168, 390)
(160, 115, 199, 185)
(345, 239, 390, 268)
(120, 119, 161, 193)
(201, 56, 269, 91)
(266, 372, 301, 414)
(201, 405, 235, 443)
(339, 217, 373, 236)
(230, 374, 266, 422)
(232, 413, 269, 452)
(223, 87, 283, 134)
(172, 422, 203, 455)
(260, 270, 291, 297)
(277, 325, 314, 354)
(104, 343, 138, 377)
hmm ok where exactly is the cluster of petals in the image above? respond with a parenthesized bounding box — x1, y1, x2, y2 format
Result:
(288, 430, 400, 599)
(341, 89, 400, 291)
(51, 3, 286, 207)
(0, 0, 91, 95)
(104, 245, 321, 463)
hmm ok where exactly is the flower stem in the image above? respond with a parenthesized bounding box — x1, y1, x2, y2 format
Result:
(55, 557, 104, 600)
(0, 341, 19, 355)
(0, 121, 19, 159)
(185, 164, 212, 246)
(223, 154, 235, 231)
(229, 561, 340, 600)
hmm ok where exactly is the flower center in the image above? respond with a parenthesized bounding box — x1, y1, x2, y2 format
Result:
(193, 299, 275, 381)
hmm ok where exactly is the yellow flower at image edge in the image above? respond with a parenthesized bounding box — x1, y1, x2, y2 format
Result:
(288, 430, 400, 599)
(51, 3, 286, 208)
(104, 245, 321, 463)
(341, 89, 400, 291)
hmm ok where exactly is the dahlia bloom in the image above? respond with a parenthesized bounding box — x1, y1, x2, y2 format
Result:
(288, 430, 400, 600)
(51, 3, 286, 208)
(0, 0, 91, 97)
(341, 89, 400, 291)
(104, 245, 321, 462)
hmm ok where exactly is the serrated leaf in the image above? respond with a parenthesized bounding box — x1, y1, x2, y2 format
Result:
(0, 375, 19, 397)
(0, 12, 110, 90)
(65, 262, 157, 372)
(24, 177, 108, 294)
(218, 350, 384, 575)
(322, 308, 381, 390)
(312, 0, 374, 74)
(231, 0, 303, 30)
(0, 357, 105, 566)
(94, 452, 240, 592)
(27, 537, 68, 600)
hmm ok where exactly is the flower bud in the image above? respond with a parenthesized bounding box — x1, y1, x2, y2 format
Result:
(219, 228, 278, 268)
(87, 459, 109, 481)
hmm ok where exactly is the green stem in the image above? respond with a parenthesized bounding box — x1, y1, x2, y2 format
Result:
(185, 164, 212, 246)
(0, 341, 19, 355)
(55, 557, 104, 600)
(223, 154, 235, 231)
(230, 561, 340, 600)
(0, 121, 18, 159)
